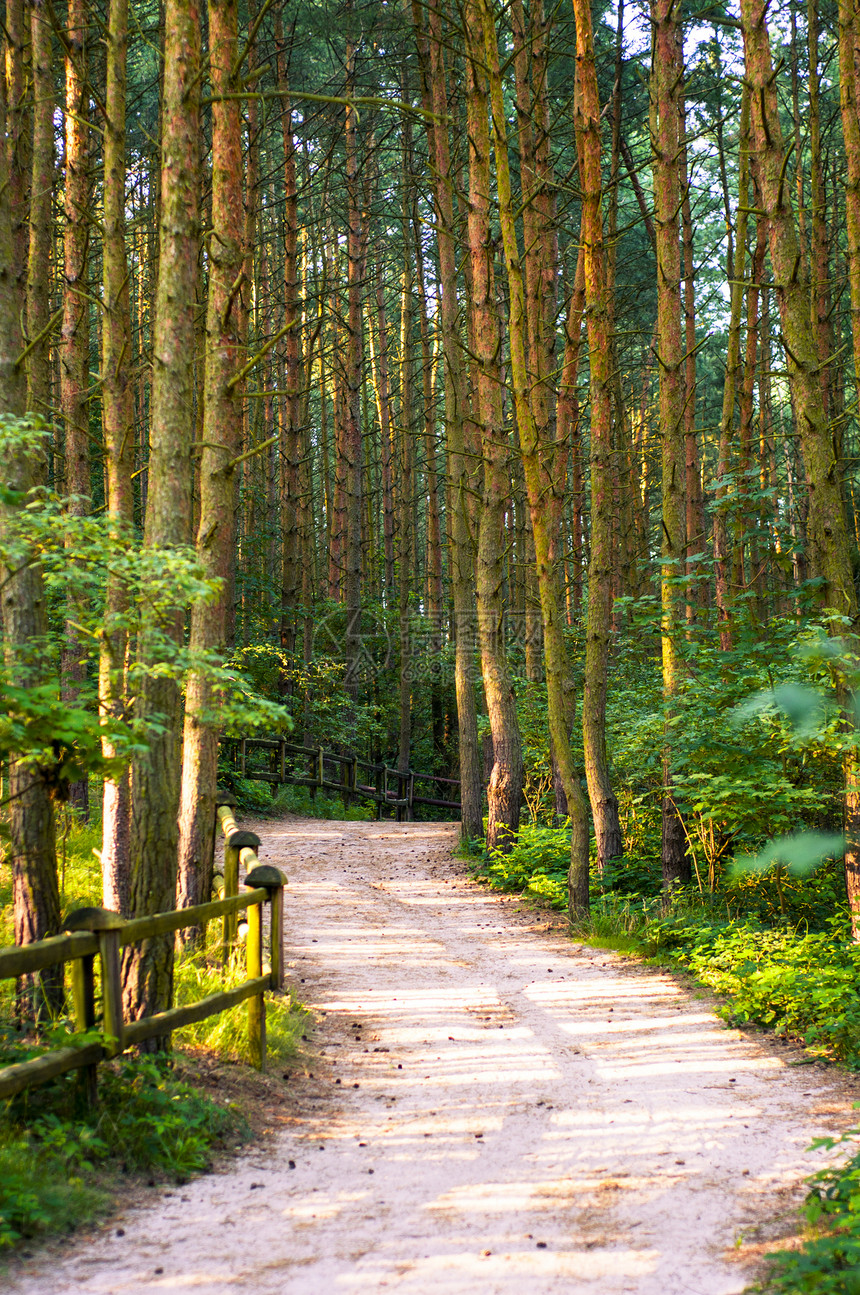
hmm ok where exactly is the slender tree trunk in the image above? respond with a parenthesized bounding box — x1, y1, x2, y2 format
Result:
(369, 252, 396, 599)
(413, 0, 482, 838)
(651, 0, 690, 890)
(123, 0, 201, 1031)
(276, 15, 302, 660)
(715, 83, 751, 650)
(177, 0, 245, 925)
(479, 0, 592, 901)
(60, 0, 91, 819)
(572, 0, 623, 871)
(26, 0, 53, 420)
(398, 261, 414, 777)
(743, 0, 860, 933)
(0, 30, 61, 1015)
(100, 0, 135, 913)
(466, 0, 524, 853)
(343, 38, 363, 697)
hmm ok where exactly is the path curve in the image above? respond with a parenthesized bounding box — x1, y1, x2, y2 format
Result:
(10, 818, 860, 1294)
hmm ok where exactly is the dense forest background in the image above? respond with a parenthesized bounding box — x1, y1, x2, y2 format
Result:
(3, 0, 860, 1034)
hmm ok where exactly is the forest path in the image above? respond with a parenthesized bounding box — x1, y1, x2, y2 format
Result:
(12, 817, 860, 1295)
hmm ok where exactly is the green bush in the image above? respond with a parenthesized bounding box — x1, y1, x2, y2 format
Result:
(760, 1123, 860, 1293)
(0, 1055, 244, 1251)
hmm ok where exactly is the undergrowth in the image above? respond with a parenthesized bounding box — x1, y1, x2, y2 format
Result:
(473, 820, 860, 1292)
(0, 788, 310, 1253)
(0, 1055, 244, 1252)
(755, 1121, 860, 1293)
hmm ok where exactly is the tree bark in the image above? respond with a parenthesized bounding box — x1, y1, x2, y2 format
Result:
(651, 0, 690, 890)
(572, 0, 623, 872)
(413, 0, 482, 839)
(99, 0, 135, 913)
(26, 0, 53, 420)
(60, 0, 91, 819)
(177, 0, 245, 929)
(123, 0, 201, 1032)
(742, 0, 860, 933)
(0, 39, 61, 1016)
(465, 0, 524, 853)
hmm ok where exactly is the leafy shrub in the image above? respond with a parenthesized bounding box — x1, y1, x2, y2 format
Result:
(761, 1123, 860, 1293)
(0, 1133, 107, 1250)
(482, 824, 571, 909)
(0, 1055, 244, 1250)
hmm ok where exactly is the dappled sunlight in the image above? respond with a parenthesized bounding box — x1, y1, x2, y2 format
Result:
(17, 822, 851, 1295)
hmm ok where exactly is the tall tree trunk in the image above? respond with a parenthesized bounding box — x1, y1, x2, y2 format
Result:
(572, 0, 623, 872)
(0, 26, 61, 1015)
(100, 0, 135, 913)
(413, 0, 482, 839)
(60, 0, 91, 819)
(177, 0, 245, 926)
(123, 0, 201, 1032)
(651, 0, 690, 890)
(26, 0, 53, 420)
(276, 15, 302, 660)
(343, 37, 363, 698)
(743, 0, 860, 933)
(715, 83, 751, 651)
(479, 0, 592, 901)
(465, 0, 524, 853)
(398, 261, 414, 777)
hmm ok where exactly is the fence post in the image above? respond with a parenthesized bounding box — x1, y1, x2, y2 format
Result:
(69, 944, 97, 1105)
(245, 894, 265, 1070)
(217, 804, 260, 962)
(407, 772, 415, 822)
(279, 738, 285, 782)
(240, 738, 247, 777)
(245, 864, 287, 992)
(65, 908, 126, 1059)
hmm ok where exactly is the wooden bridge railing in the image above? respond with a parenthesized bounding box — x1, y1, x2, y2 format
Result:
(0, 802, 285, 1103)
(220, 736, 462, 822)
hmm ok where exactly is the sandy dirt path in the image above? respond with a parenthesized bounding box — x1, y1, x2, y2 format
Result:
(10, 818, 860, 1295)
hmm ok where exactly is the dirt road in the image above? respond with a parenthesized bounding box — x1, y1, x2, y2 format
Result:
(10, 819, 860, 1294)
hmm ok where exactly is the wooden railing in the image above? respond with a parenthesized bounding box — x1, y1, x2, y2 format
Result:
(0, 803, 285, 1102)
(220, 736, 462, 822)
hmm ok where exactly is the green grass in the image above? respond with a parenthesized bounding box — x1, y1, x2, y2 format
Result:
(0, 788, 310, 1254)
(0, 1054, 245, 1253)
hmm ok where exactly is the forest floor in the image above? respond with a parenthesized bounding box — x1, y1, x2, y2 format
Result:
(8, 817, 860, 1295)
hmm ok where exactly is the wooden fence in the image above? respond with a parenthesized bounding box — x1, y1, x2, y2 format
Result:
(0, 802, 285, 1103)
(220, 736, 462, 821)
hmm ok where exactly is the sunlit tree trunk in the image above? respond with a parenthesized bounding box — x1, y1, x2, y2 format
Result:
(479, 0, 591, 902)
(465, 0, 524, 853)
(276, 14, 303, 660)
(413, 0, 482, 840)
(571, 0, 623, 872)
(99, 0, 135, 913)
(715, 84, 751, 651)
(177, 0, 245, 927)
(651, 0, 690, 890)
(60, 0, 91, 819)
(743, 0, 860, 934)
(343, 36, 363, 698)
(0, 31, 61, 1014)
(124, 0, 201, 1032)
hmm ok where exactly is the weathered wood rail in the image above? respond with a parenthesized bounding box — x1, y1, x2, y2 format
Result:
(0, 803, 286, 1102)
(220, 736, 462, 822)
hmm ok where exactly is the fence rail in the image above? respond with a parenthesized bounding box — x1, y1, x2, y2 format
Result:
(220, 736, 462, 821)
(0, 802, 286, 1103)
